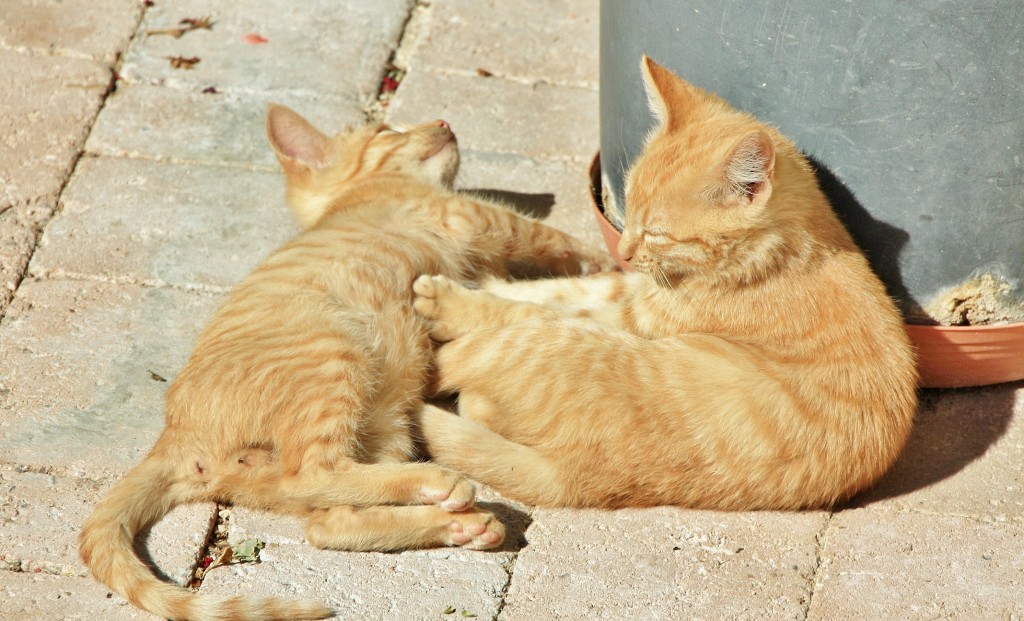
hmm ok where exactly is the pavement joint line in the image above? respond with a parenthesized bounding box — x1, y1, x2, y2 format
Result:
(78, 149, 280, 174)
(185, 503, 228, 591)
(113, 78, 363, 107)
(368, 0, 432, 123)
(22, 270, 232, 296)
(2, 462, 119, 486)
(419, 65, 599, 93)
(0, 43, 104, 63)
(798, 510, 833, 620)
(491, 551, 518, 621)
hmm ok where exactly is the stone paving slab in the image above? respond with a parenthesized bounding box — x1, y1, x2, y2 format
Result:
(458, 150, 605, 249)
(120, 0, 413, 104)
(0, 49, 110, 210)
(856, 382, 1024, 518)
(808, 509, 1024, 620)
(0, 466, 214, 584)
(2, 571, 166, 621)
(0, 0, 141, 63)
(411, 0, 599, 87)
(0, 280, 221, 474)
(86, 84, 364, 167)
(502, 507, 827, 621)
(30, 156, 296, 289)
(200, 508, 511, 621)
(388, 69, 599, 163)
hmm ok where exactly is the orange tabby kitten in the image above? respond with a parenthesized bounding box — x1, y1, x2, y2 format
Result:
(412, 57, 918, 511)
(79, 106, 616, 621)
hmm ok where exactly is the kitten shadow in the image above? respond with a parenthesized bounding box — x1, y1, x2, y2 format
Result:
(134, 523, 203, 587)
(808, 158, 1019, 503)
(806, 155, 928, 322)
(474, 501, 533, 552)
(462, 189, 556, 220)
(845, 381, 1020, 508)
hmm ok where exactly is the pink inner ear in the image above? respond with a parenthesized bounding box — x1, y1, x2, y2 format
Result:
(267, 106, 331, 167)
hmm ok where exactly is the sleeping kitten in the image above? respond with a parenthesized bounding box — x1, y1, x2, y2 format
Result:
(79, 106, 617, 621)
(412, 57, 918, 511)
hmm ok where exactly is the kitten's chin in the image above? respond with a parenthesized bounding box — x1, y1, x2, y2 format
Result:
(434, 147, 460, 188)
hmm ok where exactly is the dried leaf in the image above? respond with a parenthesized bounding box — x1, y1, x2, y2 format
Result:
(206, 546, 233, 570)
(231, 537, 265, 563)
(168, 56, 201, 70)
(460, 612, 477, 618)
(146, 15, 213, 38)
(442, 606, 456, 615)
(180, 16, 214, 30)
(148, 370, 167, 382)
(476, 68, 494, 78)
(201, 86, 218, 94)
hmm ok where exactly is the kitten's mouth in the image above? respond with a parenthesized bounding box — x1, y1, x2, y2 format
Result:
(419, 119, 456, 160)
(423, 135, 455, 160)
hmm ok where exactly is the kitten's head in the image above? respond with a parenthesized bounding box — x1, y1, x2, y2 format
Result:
(266, 105, 460, 228)
(620, 57, 795, 283)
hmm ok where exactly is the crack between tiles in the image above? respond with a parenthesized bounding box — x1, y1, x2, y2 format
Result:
(24, 270, 231, 296)
(492, 549, 518, 620)
(798, 511, 833, 620)
(366, 0, 433, 122)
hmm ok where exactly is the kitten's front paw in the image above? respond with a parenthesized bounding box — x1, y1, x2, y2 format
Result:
(583, 250, 621, 275)
(413, 274, 467, 341)
(447, 511, 505, 550)
(417, 469, 476, 512)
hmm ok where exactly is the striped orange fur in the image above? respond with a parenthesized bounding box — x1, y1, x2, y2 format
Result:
(412, 57, 918, 511)
(78, 106, 617, 621)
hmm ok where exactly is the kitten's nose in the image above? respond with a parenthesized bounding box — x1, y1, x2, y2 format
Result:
(435, 120, 450, 130)
(617, 233, 637, 262)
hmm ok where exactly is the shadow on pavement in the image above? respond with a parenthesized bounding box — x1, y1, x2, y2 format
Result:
(848, 380, 1021, 506)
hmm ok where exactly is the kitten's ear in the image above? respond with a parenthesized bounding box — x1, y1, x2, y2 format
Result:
(266, 104, 333, 174)
(721, 131, 776, 208)
(640, 55, 699, 131)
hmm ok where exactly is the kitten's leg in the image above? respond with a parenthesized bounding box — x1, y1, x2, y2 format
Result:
(419, 404, 568, 506)
(304, 504, 504, 551)
(223, 458, 481, 513)
(413, 274, 554, 341)
(441, 197, 619, 275)
(481, 272, 641, 330)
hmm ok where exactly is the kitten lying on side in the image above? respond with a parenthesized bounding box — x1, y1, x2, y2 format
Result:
(412, 57, 918, 511)
(79, 106, 616, 621)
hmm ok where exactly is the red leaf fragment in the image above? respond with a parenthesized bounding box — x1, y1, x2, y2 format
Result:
(201, 86, 218, 94)
(202, 556, 213, 568)
(242, 33, 269, 45)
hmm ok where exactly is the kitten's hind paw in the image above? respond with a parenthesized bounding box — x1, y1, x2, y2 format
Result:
(412, 274, 467, 341)
(447, 511, 505, 550)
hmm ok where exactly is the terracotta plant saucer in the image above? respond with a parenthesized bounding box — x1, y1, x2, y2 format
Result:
(587, 154, 1024, 389)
